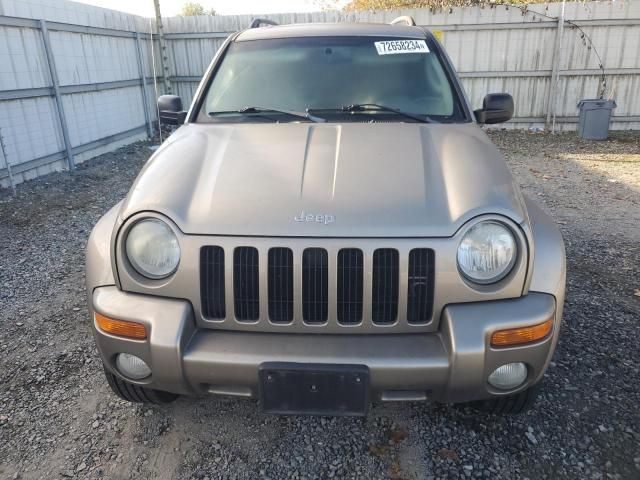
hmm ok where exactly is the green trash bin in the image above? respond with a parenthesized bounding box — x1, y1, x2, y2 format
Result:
(577, 99, 616, 140)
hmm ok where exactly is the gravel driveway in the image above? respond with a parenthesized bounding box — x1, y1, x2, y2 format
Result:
(1, 130, 639, 480)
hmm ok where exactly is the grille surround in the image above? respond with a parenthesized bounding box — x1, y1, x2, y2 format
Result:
(200, 244, 434, 328)
(118, 214, 529, 335)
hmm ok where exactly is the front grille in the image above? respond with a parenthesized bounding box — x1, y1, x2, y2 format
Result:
(302, 248, 328, 323)
(233, 247, 259, 321)
(407, 248, 436, 324)
(268, 248, 294, 323)
(337, 249, 364, 324)
(199, 245, 435, 329)
(372, 248, 399, 324)
(200, 246, 225, 319)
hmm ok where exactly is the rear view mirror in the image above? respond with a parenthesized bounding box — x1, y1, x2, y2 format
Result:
(474, 93, 514, 124)
(158, 95, 187, 125)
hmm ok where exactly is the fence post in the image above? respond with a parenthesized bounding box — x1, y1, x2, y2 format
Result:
(135, 32, 153, 139)
(0, 127, 16, 196)
(39, 19, 75, 170)
(153, 0, 172, 94)
(545, 1, 566, 132)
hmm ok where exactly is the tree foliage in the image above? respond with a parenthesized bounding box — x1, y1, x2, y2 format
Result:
(179, 2, 216, 16)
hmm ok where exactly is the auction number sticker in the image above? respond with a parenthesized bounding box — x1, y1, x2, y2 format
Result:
(374, 40, 429, 55)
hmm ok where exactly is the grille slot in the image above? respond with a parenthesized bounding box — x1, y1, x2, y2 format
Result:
(337, 248, 364, 324)
(268, 248, 294, 323)
(407, 248, 435, 324)
(372, 248, 399, 324)
(302, 248, 328, 323)
(200, 246, 226, 319)
(233, 247, 260, 321)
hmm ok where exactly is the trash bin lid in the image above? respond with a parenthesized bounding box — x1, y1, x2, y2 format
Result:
(577, 99, 617, 109)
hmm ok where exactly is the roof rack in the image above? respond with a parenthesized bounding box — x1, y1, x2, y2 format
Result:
(249, 18, 279, 28)
(390, 16, 416, 27)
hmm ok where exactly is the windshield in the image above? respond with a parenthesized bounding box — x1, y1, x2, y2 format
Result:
(200, 36, 467, 123)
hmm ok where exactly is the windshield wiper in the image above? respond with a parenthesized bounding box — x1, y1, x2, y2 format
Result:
(209, 106, 326, 123)
(339, 104, 435, 123)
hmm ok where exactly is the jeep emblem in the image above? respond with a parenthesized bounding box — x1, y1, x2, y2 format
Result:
(294, 211, 335, 225)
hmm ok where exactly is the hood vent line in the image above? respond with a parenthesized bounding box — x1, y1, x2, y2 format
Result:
(299, 126, 315, 197)
(331, 125, 341, 199)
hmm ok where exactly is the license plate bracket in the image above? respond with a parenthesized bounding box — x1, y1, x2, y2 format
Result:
(259, 363, 370, 416)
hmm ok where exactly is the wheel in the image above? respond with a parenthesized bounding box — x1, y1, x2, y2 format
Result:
(103, 367, 179, 404)
(462, 385, 540, 415)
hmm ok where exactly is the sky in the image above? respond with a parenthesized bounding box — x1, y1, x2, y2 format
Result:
(71, 0, 337, 17)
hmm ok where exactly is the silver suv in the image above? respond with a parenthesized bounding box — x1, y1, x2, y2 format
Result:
(86, 18, 565, 416)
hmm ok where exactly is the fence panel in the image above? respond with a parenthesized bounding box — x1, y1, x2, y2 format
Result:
(0, 0, 158, 188)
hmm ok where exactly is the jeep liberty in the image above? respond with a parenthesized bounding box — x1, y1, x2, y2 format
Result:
(86, 18, 565, 416)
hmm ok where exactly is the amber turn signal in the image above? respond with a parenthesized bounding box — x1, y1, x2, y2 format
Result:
(95, 312, 147, 340)
(491, 319, 553, 347)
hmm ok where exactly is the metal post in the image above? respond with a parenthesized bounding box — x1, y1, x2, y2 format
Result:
(545, 0, 566, 132)
(135, 32, 153, 138)
(0, 127, 16, 196)
(40, 19, 75, 170)
(153, 0, 172, 94)
(149, 19, 163, 144)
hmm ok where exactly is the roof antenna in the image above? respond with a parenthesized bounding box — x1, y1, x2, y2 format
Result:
(249, 18, 279, 28)
(390, 16, 416, 26)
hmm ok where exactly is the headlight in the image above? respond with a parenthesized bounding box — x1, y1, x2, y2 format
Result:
(457, 221, 517, 284)
(125, 218, 180, 279)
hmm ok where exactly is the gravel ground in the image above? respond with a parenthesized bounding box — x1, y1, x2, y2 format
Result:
(1, 130, 639, 480)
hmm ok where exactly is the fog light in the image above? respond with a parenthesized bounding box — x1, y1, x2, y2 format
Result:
(116, 353, 151, 380)
(488, 362, 527, 390)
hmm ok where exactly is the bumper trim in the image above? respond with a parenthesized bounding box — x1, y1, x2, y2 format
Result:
(183, 330, 450, 399)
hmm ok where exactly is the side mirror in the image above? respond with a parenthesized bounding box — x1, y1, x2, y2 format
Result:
(158, 95, 187, 125)
(474, 93, 514, 124)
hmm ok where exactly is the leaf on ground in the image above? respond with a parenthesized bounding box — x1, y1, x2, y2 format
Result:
(388, 462, 405, 480)
(368, 443, 389, 458)
(436, 448, 461, 462)
(389, 425, 408, 444)
(633, 289, 640, 297)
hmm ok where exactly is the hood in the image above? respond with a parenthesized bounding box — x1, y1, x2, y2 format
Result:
(120, 123, 527, 237)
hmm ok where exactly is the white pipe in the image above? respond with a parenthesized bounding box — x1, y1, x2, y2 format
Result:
(149, 18, 163, 144)
(551, 0, 566, 134)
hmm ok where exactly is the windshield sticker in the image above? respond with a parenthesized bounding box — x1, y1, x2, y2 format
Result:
(374, 40, 429, 55)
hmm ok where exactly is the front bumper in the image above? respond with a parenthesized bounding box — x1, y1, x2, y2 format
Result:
(91, 287, 559, 403)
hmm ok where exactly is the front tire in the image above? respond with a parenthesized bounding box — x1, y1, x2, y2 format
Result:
(466, 385, 540, 414)
(104, 367, 179, 404)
